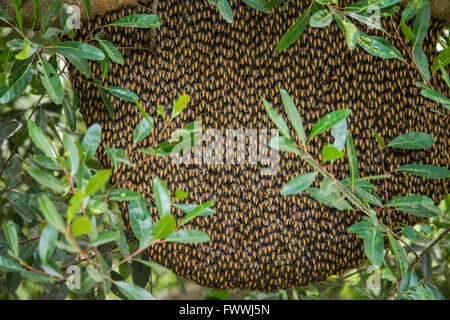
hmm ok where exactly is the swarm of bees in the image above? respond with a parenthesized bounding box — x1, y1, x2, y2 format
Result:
(71, 0, 449, 291)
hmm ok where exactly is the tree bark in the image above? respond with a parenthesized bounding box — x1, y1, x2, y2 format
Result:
(0, 0, 449, 27)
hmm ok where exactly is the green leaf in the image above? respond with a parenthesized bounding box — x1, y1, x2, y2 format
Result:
(115, 281, 155, 300)
(153, 177, 171, 217)
(281, 172, 317, 195)
(217, 0, 233, 23)
(105, 86, 138, 102)
(175, 190, 188, 201)
(52, 41, 104, 60)
(63, 96, 76, 131)
(105, 147, 132, 170)
(342, 20, 359, 50)
(385, 195, 442, 217)
(27, 120, 56, 159)
(0, 255, 25, 273)
(432, 47, 450, 72)
(174, 203, 214, 216)
(180, 201, 215, 225)
(354, 187, 383, 207)
(310, 9, 333, 28)
(276, 7, 311, 51)
(0, 63, 34, 104)
(90, 232, 120, 247)
(411, 2, 430, 48)
(358, 33, 405, 61)
(420, 88, 450, 105)
(387, 231, 408, 276)
(110, 14, 160, 28)
(309, 109, 352, 141)
(321, 145, 344, 162)
(134, 117, 154, 143)
(71, 216, 92, 237)
(82, 124, 101, 161)
(402, 226, 418, 242)
(4, 154, 22, 188)
(85, 170, 111, 195)
(40, 0, 62, 35)
(349, 221, 372, 239)
(28, 168, 64, 193)
(0, 120, 21, 143)
(364, 229, 384, 267)
(63, 133, 79, 176)
(412, 45, 430, 81)
(261, 96, 291, 139)
(129, 198, 153, 247)
(166, 230, 211, 243)
(64, 53, 91, 78)
(172, 94, 190, 119)
(108, 188, 141, 201)
(95, 36, 124, 65)
(268, 136, 302, 156)
(3, 221, 19, 257)
(39, 225, 58, 265)
(331, 119, 347, 151)
(396, 164, 450, 179)
(153, 215, 176, 240)
(346, 132, 358, 187)
(95, 82, 114, 118)
(401, 0, 427, 22)
(37, 196, 66, 233)
(82, 0, 91, 19)
(241, 0, 271, 13)
(387, 132, 434, 149)
(280, 88, 306, 146)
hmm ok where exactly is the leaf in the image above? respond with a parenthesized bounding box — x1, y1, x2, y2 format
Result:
(276, 7, 311, 51)
(411, 2, 430, 48)
(3, 221, 19, 257)
(354, 187, 383, 207)
(387, 132, 434, 149)
(310, 9, 333, 28)
(90, 232, 120, 247)
(402, 226, 418, 242)
(321, 145, 345, 163)
(172, 94, 190, 119)
(114, 281, 155, 300)
(105, 86, 138, 102)
(280, 88, 306, 146)
(268, 136, 303, 156)
(129, 198, 153, 247)
(358, 33, 405, 61)
(71, 216, 92, 237)
(85, 170, 111, 195)
(309, 109, 352, 141)
(331, 119, 347, 151)
(342, 20, 359, 50)
(152, 215, 176, 240)
(412, 45, 430, 81)
(387, 231, 408, 276)
(420, 88, 450, 105)
(174, 203, 214, 216)
(364, 229, 384, 267)
(4, 154, 22, 188)
(165, 230, 211, 243)
(346, 132, 358, 187)
(396, 164, 450, 179)
(0, 120, 21, 143)
(27, 120, 56, 159)
(385, 195, 442, 217)
(0, 63, 34, 104)
(217, 0, 233, 23)
(175, 190, 188, 201)
(261, 97, 291, 139)
(96, 82, 114, 118)
(37, 196, 66, 233)
(180, 201, 215, 225)
(281, 172, 317, 195)
(349, 221, 372, 239)
(63, 133, 79, 176)
(40, 0, 62, 35)
(52, 41, 104, 60)
(134, 117, 154, 143)
(0, 255, 25, 273)
(82, 0, 91, 19)
(82, 124, 101, 161)
(153, 177, 171, 217)
(28, 168, 64, 193)
(63, 96, 76, 131)
(108, 189, 141, 201)
(95, 36, 124, 65)
(110, 14, 160, 28)
(64, 53, 91, 77)
(39, 225, 58, 265)
(105, 147, 132, 170)
(432, 47, 450, 72)
(241, 0, 271, 14)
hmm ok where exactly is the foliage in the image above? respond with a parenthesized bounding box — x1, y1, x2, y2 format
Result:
(0, 0, 448, 300)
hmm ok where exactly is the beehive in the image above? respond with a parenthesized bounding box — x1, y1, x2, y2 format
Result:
(71, 0, 449, 291)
